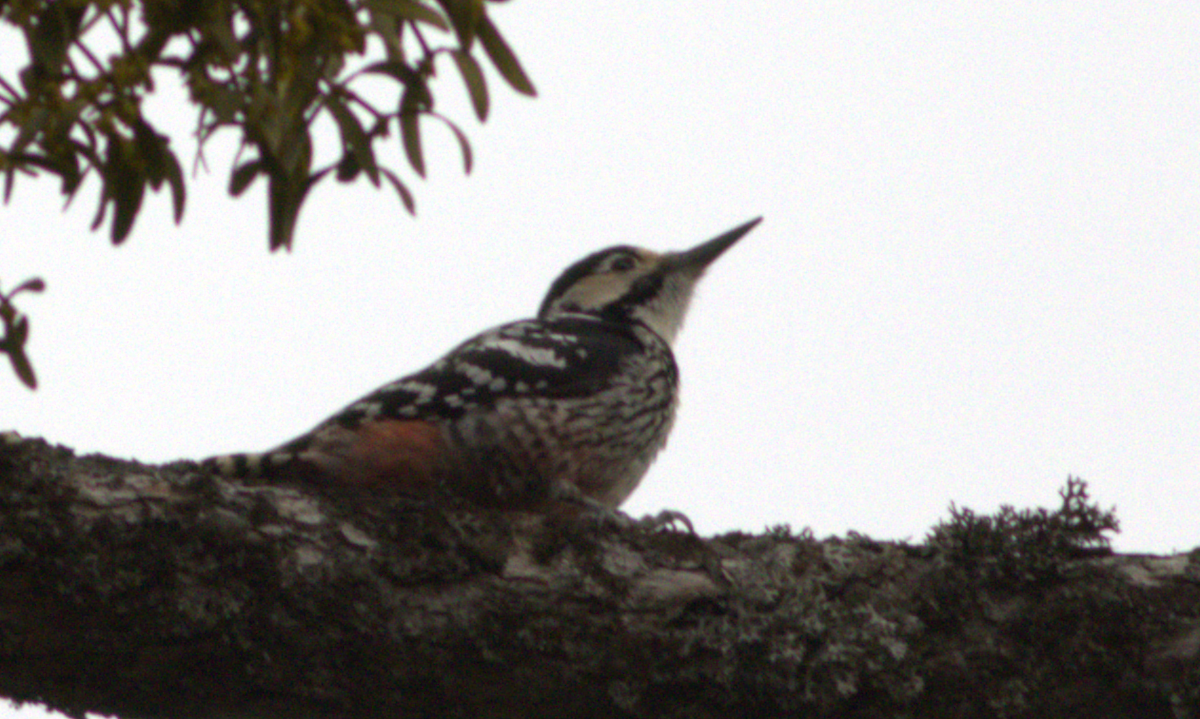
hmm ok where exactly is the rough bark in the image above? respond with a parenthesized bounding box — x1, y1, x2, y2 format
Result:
(1, 435, 1199, 719)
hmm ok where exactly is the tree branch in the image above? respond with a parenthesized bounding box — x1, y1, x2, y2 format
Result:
(1, 435, 1199, 718)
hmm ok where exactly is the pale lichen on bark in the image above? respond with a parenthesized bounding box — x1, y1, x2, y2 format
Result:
(2, 434, 1200, 718)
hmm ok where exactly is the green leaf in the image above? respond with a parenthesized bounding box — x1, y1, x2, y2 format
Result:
(431, 112, 472, 174)
(380, 168, 416, 215)
(400, 110, 425, 177)
(265, 134, 318, 250)
(336, 153, 361, 182)
(268, 172, 299, 252)
(27, 4, 85, 77)
(9, 107, 50, 158)
(99, 139, 145, 245)
(135, 124, 186, 223)
(2, 304, 37, 390)
(204, 84, 242, 124)
(111, 173, 146, 244)
(477, 15, 536, 96)
(229, 160, 263, 197)
(7, 344, 37, 390)
(53, 148, 83, 197)
(436, 0, 483, 50)
(163, 149, 186, 223)
(11, 277, 45, 296)
(306, 166, 334, 190)
(326, 95, 379, 186)
(365, 0, 449, 31)
(450, 50, 489, 121)
(362, 60, 420, 84)
(266, 167, 330, 252)
(12, 315, 28, 345)
(89, 190, 108, 233)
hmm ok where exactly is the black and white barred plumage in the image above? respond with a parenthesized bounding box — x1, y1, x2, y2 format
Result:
(205, 217, 761, 509)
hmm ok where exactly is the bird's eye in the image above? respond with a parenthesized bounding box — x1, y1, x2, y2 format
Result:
(609, 254, 637, 272)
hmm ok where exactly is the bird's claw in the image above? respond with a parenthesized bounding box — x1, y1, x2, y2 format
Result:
(633, 509, 696, 534)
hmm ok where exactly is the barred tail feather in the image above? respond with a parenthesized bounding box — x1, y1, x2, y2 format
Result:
(202, 451, 301, 478)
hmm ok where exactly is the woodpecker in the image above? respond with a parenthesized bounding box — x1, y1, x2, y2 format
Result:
(205, 217, 761, 510)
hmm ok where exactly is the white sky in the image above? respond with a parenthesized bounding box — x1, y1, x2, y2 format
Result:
(1, 0, 1199, 633)
(3, 2, 1200, 715)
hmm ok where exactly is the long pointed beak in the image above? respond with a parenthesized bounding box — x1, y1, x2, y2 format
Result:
(670, 217, 762, 273)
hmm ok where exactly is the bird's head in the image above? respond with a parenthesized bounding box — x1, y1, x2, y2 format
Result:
(537, 217, 762, 344)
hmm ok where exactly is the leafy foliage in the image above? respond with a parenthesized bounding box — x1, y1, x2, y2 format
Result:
(0, 276, 45, 389)
(0, 0, 536, 250)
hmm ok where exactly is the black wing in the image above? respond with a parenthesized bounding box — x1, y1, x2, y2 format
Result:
(314, 317, 649, 431)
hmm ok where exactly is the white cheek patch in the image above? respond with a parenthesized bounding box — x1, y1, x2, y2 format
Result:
(560, 274, 626, 312)
(633, 275, 695, 345)
(541, 251, 697, 345)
